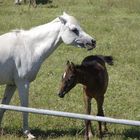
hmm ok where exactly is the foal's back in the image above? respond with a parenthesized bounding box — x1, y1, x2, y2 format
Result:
(82, 55, 113, 66)
(81, 55, 113, 96)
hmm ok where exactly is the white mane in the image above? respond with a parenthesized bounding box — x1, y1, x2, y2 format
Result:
(12, 29, 24, 34)
(62, 12, 80, 26)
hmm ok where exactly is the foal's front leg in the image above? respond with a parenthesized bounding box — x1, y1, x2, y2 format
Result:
(96, 95, 107, 139)
(84, 95, 93, 140)
(16, 80, 35, 139)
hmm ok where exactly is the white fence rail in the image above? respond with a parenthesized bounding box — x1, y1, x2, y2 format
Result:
(0, 104, 140, 126)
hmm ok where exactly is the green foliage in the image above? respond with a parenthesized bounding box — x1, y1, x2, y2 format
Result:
(0, 0, 140, 139)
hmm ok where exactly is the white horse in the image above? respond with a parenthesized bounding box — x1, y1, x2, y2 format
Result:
(0, 12, 96, 139)
(15, 0, 36, 7)
(15, 0, 23, 4)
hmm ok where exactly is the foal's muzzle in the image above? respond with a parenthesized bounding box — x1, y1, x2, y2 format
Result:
(58, 92, 65, 98)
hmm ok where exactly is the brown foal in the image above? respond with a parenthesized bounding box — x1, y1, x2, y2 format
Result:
(58, 55, 113, 140)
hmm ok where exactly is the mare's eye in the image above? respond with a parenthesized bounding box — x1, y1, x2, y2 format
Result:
(72, 28, 79, 35)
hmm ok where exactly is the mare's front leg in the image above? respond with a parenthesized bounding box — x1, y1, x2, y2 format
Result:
(0, 85, 16, 133)
(84, 94, 93, 140)
(16, 80, 35, 140)
(96, 95, 107, 139)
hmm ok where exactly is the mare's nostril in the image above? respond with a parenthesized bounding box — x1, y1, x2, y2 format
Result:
(91, 39, 96, 45)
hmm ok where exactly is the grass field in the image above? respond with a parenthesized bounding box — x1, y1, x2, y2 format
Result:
(0, 0, 140, 139)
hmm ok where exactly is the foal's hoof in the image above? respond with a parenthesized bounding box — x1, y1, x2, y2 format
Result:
(104, 128, 108, 132)
(84, 132, 93, 140)
(98, 133, 103, 140)
(88, 131, 93, 138)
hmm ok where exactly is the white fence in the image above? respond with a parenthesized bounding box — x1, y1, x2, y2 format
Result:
(0, 104, 140, 126)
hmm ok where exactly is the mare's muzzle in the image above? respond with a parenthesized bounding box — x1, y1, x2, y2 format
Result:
(75, 38, 96, 51)
(86, 39, 96, 51)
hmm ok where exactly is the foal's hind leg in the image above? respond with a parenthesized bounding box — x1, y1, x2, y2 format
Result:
(84, 95, 93, 140)
(96, 95, 107, 138)
(0, 85, 16, 131)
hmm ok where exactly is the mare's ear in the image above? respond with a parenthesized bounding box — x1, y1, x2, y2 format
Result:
(59, 16, 67, 24)
(63, 11, 69, 16)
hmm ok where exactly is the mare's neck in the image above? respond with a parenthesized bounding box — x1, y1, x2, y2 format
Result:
(26, 18, 63, 62)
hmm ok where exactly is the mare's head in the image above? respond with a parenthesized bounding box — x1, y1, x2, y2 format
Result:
(59, 12, 96, 51)
(58, 61, 77, 98)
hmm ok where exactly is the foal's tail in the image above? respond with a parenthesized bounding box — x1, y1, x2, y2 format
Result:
(102, 56, 114, 65)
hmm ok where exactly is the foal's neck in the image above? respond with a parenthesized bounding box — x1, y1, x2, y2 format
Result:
(76, 66, 89, 85)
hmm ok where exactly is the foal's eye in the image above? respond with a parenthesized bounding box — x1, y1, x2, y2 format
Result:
(72, 28, 79, 35)
(68, 78, 71, 81)
(70, 75, 74, 79)
(68, 75, 74, 81)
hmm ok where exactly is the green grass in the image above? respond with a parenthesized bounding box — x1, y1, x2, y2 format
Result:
(0, 0, 140, 139)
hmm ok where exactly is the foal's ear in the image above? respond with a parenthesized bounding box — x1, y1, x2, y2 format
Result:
(59, 16, 67, 24)
(70, 62, 76, 71)
(66, 60, 70, 65)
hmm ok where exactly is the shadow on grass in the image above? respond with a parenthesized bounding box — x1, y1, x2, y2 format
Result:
(123, 126, 140, 139)
(36, 0, 52, 5)
(31, 127, 84, 139)
(104, 126, 140, 140)
(1, 127, 84, 139)
(2, 126, 140, 139)
(36, 0, 58, 8)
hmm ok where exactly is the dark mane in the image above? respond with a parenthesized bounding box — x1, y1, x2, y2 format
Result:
(75, 62, 98, 70)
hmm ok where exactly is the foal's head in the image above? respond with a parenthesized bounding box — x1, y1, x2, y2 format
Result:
(58, 61, 77, 98)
